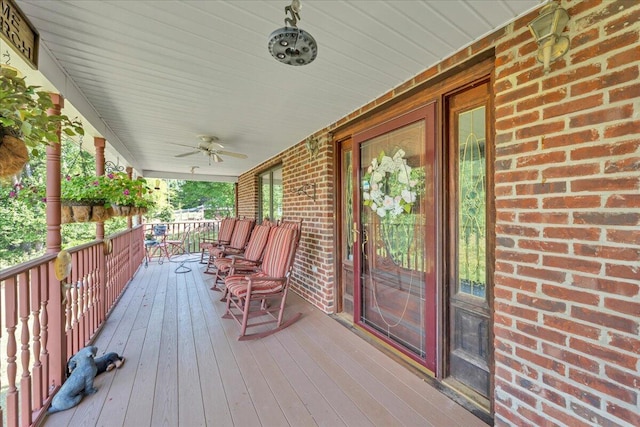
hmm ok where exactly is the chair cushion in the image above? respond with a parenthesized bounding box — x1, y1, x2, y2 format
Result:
(229, 219, 254, 249)
(218, 218, 237, 243)
(225, 273, 284, 298)
(211, 247, 225, 258)
(261, 227, 297, 278)
(243, 224, 271, 262)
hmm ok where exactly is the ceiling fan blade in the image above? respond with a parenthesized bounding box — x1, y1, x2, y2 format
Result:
(216, 150, 247, 159)
(174, 150, 200, 158)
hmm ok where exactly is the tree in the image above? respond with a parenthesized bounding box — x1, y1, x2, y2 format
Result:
(174, 181, 234, 217)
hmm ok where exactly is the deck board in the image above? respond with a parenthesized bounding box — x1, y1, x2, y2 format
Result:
(43, 255, 489, 427)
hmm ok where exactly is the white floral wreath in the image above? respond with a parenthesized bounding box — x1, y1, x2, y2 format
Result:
(362, 148, 417, 218)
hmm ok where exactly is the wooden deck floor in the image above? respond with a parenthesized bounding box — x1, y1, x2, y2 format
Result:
(44, 255, 489, 427)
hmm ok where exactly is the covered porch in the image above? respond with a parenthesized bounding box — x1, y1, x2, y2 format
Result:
(44, 255, 486, 427)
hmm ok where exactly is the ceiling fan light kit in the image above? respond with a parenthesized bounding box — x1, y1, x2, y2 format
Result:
(268, 0, 317, 66)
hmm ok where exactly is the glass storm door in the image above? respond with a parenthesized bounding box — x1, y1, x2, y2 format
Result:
(339, 140, 355, 316)
(353, 104, 437, 371)
(445, 81, 493, 405)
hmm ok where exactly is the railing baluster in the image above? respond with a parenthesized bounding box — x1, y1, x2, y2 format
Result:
(31, 265, 43, 413)
(5, 277, 18, 427)
(19, 271, 32, 427)
(40, 263, 50, 407)
(0, 222, 214, 424)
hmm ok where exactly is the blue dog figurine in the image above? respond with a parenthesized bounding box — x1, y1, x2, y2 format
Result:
(66, 351, 125, 378)
(48, 346, 98, 413)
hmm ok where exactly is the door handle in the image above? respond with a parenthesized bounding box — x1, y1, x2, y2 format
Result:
(352, 222, 359, 243)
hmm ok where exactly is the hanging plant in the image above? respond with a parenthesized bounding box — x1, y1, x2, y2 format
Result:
(102, 172, 154, 216)
(60, 174, 111, 223)
(0, 66, 84, 178)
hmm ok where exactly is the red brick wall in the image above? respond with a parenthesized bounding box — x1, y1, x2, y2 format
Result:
(237, 137, 336, 312)
(492, 1, 640, 426)
(236, 0, 639, 424)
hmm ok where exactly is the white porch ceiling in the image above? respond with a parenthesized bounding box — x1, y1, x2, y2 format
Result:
(15, 0, 540, 181)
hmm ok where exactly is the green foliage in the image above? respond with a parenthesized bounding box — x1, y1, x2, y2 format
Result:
(59, 172, 155, 209)
(101, 172, 154, 208)
(157, 206, 174, 222)
(0, 66, 84, 149)
(0, 139, 154, 269)
(174, 181, 234, 211)
(61, 174, 107, 204)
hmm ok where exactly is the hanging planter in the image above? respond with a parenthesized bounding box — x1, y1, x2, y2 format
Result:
(90, 204, 111, 222)
(61, 204, 73, 224)
(61, 201, 111, 224)
(61, 175, 109, 223)
(0, 65, 84, 179)
(103, 172, 154, 217)
(0, 134, 29, 177)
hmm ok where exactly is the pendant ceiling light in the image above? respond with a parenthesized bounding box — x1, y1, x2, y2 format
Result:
(268, 0, 317, 66)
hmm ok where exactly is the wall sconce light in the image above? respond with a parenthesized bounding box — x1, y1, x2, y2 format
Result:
(528, 1, 570, 75)
(305, 136, 319, 160)
(154, 179, 161, 190)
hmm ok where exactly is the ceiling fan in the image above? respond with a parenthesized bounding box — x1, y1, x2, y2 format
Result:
(174, 136, 247, 163)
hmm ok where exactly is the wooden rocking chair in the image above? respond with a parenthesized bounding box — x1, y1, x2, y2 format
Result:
(200, 217, 236, 263)
(222, 224, 302, 340)
(204, 218, 255, 274)
(210, 222, 272, 291)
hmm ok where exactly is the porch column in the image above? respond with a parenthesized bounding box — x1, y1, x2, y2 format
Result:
(94, 137, 106, 240)
(94, 137, 108, 323)
(126, 166, 133, 229)
(126, 166, 134, 279)
(45, 93, 66, 390)
(45, 94, 63, 254)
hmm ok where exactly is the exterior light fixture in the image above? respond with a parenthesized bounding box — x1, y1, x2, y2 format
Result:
(212, 153, 223, 163)
(528, 1, 570, 75)
(154, 179, 161, 190)
(268, 0, 317, 66)
(305, 136, 319, 159)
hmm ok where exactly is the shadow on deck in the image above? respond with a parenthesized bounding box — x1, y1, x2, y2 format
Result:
(44, 254, 488, 427)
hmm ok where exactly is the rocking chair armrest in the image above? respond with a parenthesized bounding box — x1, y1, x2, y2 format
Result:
(245, 275, 287, 283)
(229, 265, 260, 275)
(230, 257, 260, 266)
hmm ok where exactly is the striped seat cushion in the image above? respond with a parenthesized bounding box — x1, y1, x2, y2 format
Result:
(261, 227, 297, 278)
(214, 257, 233, 272)
(214, 257, 260, 273)
(228, 219, 254, 249)
(242, 224, 272, 262)
(211, 247, 225, 258)
(218, 217, 237, 244)
(223, 227, 297, 297)
(225, 273, 285, 298)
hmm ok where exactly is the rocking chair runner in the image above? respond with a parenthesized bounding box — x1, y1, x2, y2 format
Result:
(204, 218, 255, 274)
(210, 222, 272, 291)
(223, 224, 302, 340)
(200, 217, 236, 263)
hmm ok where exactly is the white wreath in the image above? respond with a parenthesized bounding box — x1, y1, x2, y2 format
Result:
(362, 148, 417, 218)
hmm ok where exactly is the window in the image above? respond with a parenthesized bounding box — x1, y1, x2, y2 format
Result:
(259, 166, 282, 222)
